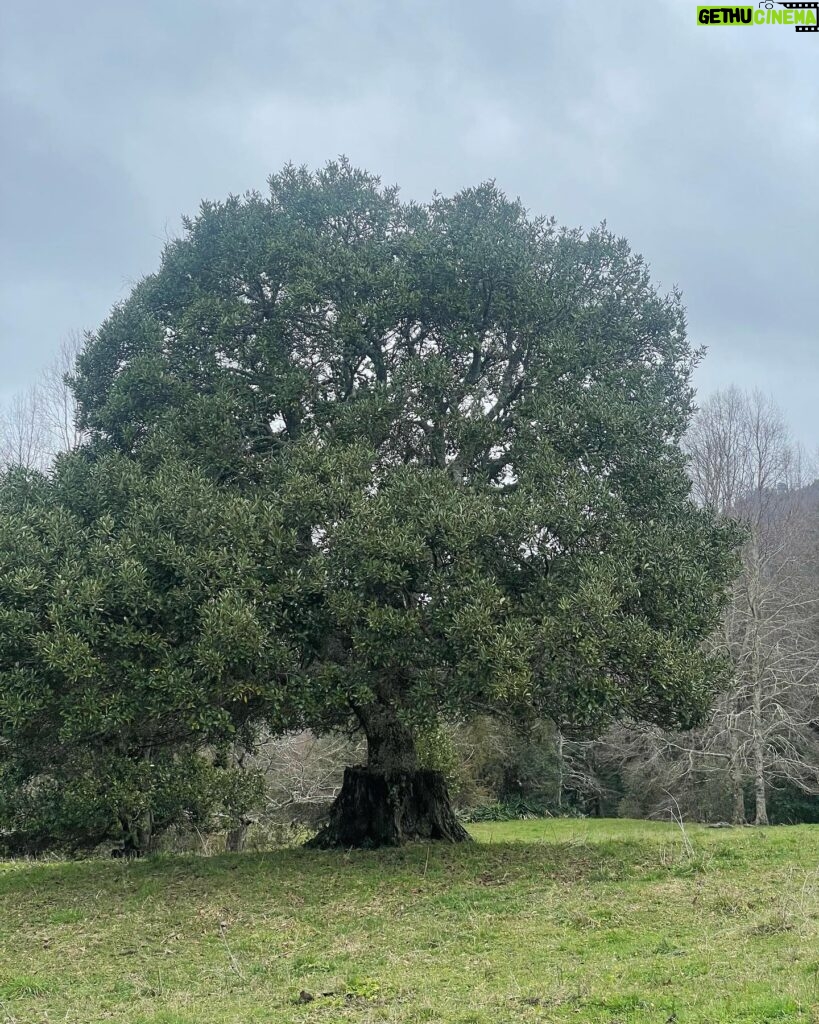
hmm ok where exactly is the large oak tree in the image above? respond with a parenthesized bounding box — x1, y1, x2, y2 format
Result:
(2, 161, 740, 847)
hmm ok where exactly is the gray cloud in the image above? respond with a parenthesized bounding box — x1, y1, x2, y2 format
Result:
(1, 0, 817, 441)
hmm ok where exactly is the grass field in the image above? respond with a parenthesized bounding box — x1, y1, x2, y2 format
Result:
(1, 819, 819, 1023)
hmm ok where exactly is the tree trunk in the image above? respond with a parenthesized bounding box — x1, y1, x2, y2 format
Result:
(307, 700, 470, 848)
(730, 767, 746, 826)
(555, 730, 564, 812)
(226, 820, 250, 853)
(747, 541, 769, 827)
(225, 741, 251, 853)
(308, 765, 470, 848)
(751, 668, 769, 826)
(753, 734, 769, 826)
(728, 718, 746, 825)
(118, 809, 154, 857)
(753, 772, 768, 826)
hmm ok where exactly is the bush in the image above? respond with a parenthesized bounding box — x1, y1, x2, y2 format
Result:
(0, 748, 263, 857)
(460, 797, 554, 823)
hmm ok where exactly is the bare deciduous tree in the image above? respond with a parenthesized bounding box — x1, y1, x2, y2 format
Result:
(1, 333, 84, 471)
(39, 333, 86, 459)
(693, 390, 819, 824)
(590, 390, 819, 825)
(250, 731, 365, 820)
(0, 384, 48, 470)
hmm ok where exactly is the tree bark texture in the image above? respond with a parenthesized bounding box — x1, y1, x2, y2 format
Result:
(307, 698, 471, 848)
(307, 766, 470, 848)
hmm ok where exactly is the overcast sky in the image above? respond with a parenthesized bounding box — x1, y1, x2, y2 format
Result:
(1, 0, 817, 441)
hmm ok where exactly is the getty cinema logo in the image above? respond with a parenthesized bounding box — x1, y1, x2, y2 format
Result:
(697, 2, 819, 31)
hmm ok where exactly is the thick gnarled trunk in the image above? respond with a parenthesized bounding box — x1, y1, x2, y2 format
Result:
(308, 700, 470, 848)
(308, 765, 470, 848)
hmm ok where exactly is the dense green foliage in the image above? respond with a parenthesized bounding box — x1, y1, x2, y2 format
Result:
(0, 160, 742, 847)
(0, 457, 275, 850)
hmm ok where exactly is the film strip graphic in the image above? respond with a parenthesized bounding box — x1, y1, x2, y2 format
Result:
(775, 1, 819, 31)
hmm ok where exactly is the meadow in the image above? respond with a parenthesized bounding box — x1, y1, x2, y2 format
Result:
(1, 819, 818, 1023)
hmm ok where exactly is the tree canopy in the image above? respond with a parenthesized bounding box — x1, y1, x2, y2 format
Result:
(0, 160, 741, 848)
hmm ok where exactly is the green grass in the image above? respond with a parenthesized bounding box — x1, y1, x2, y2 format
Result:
(1, 819, 819, 1022)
